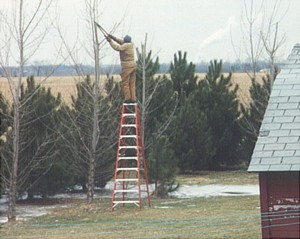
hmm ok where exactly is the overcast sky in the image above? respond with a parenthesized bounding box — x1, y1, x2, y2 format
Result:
(0, 0, 299, 65)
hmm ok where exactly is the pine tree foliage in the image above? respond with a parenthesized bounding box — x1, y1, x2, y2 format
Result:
(147, 135, 178, 197)
(173, 94, 215, 171)
(169, 54, 218, 171)
(239, 74, 272, 162)
(136, 48, 178, 197)
(20, 77, 62, 197)
(0, 76, 63, 198)
(169, 51, 197, 97)
(135, 47, 177, 148)
(198, 60, 242, 169)
(243, 75, 271, 138)
(136, 49, 160, 86)
(0, 92, 9, 142)
(65, 75, 120, 190)
(0, 92, 10, 196)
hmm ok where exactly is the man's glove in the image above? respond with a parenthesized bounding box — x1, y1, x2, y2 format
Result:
(108, 34, 116, 41)
(106, 36, 111, 42)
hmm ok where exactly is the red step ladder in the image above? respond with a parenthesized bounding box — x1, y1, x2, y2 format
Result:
(111, 102, 151, 210)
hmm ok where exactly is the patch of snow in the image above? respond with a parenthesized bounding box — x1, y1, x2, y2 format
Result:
(169, 184, 259, 198)
(0, 204, 49, 224)
(154, 206, 174, 209)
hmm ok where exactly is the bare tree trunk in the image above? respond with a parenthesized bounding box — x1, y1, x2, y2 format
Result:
(87, 6, 101, 204)
(141, 35, 147, 144)
(8, 102, 19, 221)
(8, 74, 23, 221)
(261, 21, 285, 91)
(243, 0, 264, 79)
(136, 36, 178, 150)
(0, 0, 57, 221)
(7, 0, 25, 221)
(54, 0, 120, 203)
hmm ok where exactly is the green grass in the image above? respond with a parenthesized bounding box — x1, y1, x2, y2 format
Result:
(1, 171, 261, 239)
(1, 197, 261, 239)
(177, 170, 258, 185)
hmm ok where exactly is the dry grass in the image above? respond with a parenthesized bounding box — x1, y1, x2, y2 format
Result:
(1, 196, 261, 239)
(0, 73, 265, 107)
(0, 75, 117, 106)
(177, 170, 258, 185)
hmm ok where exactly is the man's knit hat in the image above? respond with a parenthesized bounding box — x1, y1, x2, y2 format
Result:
(123, 35, 132, 43)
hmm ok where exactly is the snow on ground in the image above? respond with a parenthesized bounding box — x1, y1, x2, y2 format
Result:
(0, 183, 259, 224)
(169, 184, 259, 198)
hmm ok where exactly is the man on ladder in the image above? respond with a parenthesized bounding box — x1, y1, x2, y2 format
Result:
(106, 34, 137, 104)
(95, 22, 150, 210)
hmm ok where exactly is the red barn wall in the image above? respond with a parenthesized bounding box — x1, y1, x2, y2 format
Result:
(259, 172, 300, 239)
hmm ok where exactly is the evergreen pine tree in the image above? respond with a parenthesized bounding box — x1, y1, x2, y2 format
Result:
(173, 93, 215, 171)
(0, 92, 10, 196)
(0, 92, 9, 142)
(169, 51, 197, 97)
(239, 75, 272, 162)
(198, 60, 243, 169)
(147, 135, 178, 197)
(136, 48, 179, 197)
(66, 75, 119, 191)
(18, 76, 62, 198)
(169, 51, 216, 172)
(136, 49, 160, 92)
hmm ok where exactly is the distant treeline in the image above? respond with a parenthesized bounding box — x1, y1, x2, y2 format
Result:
(0, 60, 282, 77)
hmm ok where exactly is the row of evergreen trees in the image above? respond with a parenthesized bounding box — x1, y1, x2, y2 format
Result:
(0, 51, 271, 197)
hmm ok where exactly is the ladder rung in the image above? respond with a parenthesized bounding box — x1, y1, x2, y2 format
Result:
(118, 156, 138, 160)
(120, 135, 136, 138)
(113, 200, 139, 203)
(123, 113, 136, 117)
(114, 189, 139, 193)
(123, 103, 137, 105)
(120, 146, 138, 149)
(117, 167, 138, 171)
(116, 168, 144, 171)
(116, 178, 138, 182)
(121, 124, 136, 127)
(112, 201, 139, 207)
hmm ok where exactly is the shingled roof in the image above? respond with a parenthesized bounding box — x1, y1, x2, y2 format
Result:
(248, 44, 300, 172)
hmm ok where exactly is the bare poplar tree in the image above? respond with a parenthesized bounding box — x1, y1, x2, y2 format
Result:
(137, 36, 178, 150)
(54, 0, 121, 203)
(261, 0, 287, 89)
(237, 0, 287, 81)
(236, 0, 287, 162)
(239, 0, 265, 79)
(0, 0, 58, 221)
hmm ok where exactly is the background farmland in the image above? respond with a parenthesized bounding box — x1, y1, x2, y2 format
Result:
(0, 73, 265, 107)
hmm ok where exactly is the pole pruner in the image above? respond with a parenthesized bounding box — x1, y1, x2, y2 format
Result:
(94, 21, 109, 38)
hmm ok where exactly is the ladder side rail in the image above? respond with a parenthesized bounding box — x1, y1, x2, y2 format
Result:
(134, 105, 143, 208)
(121, 105, 129, 205)
(112, 104, 127, 208)
(136, 106, 151, 207)
(121, 159, 126, 204)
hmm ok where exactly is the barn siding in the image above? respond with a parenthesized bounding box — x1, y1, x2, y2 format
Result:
(259, 172, 300, 239)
